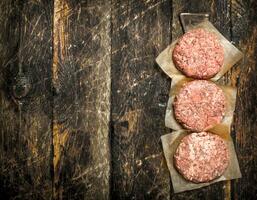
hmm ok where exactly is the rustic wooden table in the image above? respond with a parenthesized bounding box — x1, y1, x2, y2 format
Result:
(0, 0, 256, 199)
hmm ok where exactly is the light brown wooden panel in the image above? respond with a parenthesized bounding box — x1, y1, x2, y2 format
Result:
(52, 0, 111, 199)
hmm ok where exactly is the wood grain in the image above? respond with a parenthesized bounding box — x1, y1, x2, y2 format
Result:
(111, 0, 171, 199)
(0, 0, 53, 199)
(230, 0, 257, 199)
(52, 0, 111, 199)
(0, 0, 256, 199)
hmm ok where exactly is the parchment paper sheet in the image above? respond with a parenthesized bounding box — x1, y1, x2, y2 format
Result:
(165, 76, 237, 135)
(156, 20, 243, 81)
(161, 130, 242, 193)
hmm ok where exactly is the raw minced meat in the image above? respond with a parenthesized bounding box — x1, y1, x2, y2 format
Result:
(173, 28, 224, 79)
(174, 132, 229, 183)
(173, 80, 226, 132)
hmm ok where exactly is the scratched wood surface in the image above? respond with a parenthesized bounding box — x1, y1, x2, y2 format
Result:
(0, 0, 53, 199)
(111, 0, 171, 199)
(0, 0, 256, 200)
(52, 0, 111, 199)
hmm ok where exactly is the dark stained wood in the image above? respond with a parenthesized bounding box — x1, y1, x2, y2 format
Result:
(230, 0, 257, 199)
(52, 0, 111, 199)
(111, 0, 171, 199)
(0, 0, 53, 199)
(0, 0, 256, 199)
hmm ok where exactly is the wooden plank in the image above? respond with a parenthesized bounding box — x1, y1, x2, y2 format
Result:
(0, 0, 53, 199)
(230, 0, 257, 199)
(52, 0, 111, 199)
(111, 0, 171, 199)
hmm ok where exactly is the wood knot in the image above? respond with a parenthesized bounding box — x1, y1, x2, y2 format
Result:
(12, 73, 31, 99)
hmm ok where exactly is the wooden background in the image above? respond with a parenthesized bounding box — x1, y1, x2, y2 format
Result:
(0, 0, 256, 199)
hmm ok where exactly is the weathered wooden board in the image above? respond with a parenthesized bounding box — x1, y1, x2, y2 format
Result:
(52, 0, 111, 199)
(111, 0, 171, 199)
(0, 0, 256, 199)
(0, 0, 53, 199)
(230, 0, 257, 199)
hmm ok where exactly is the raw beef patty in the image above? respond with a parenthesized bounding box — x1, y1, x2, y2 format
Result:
(173, 80, 226, 132)
(172, 28, 224, 79)
(174, 132, 229, 183)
